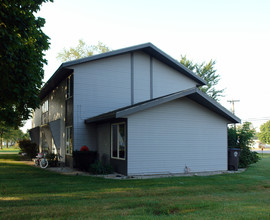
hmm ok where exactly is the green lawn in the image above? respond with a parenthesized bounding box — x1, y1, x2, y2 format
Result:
(0, 154, 269, 220)
(0, 146, 20, 153)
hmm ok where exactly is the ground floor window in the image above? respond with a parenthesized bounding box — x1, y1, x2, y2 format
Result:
(111, 122, 126, 160)
(66, 126, 73, 155)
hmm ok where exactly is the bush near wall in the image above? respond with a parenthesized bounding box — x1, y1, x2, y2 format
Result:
(46, 153, 60, 167)
(89, 160, 114, 175)
(73, 151, 97, 171)
(18, 139, 38, 159)
(228, 122, 260, 168)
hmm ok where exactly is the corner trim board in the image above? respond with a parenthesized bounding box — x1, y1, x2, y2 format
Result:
(150, 56, 153, 99)
(131, 52, 134, 105)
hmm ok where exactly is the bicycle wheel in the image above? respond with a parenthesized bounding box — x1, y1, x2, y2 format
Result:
(40, 158, 48, 168)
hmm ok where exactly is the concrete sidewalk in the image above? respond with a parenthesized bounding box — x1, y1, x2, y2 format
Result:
(46, 166, 246, 179)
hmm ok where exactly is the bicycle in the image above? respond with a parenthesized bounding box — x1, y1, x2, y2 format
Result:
(34, 152, 49, 169)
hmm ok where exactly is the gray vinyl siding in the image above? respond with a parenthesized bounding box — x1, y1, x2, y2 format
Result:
(48, 80, 66, 122)
(97, 123, 111, 164)
(127, 98, 229, 175)
(72, 52, 201, 151)
(133, 51, 151, 103)
(73, 54, 131, 150)
(152, 59, 197, 98)
(133, 52, 198, 103)
(32, 108, 41, 128)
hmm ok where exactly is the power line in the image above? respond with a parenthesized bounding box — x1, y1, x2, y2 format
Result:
(245, 118, 270, 121)
(243, 117, 270, 122)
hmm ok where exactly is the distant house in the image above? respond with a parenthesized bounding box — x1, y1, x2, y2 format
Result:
(30, 43, 240, 175)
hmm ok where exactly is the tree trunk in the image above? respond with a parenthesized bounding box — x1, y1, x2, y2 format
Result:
(0, 130, 2, 150)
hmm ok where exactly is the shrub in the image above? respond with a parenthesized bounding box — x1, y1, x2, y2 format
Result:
(73, 151, 97, 171)
(89, 160, 113, 175)
(239, 147, 260, 168)
(46, 153, 59, 167)
(228, 122, 260, 168)
(18, 139, 38, 159)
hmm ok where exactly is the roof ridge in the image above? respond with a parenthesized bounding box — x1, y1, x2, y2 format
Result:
(40, 43, 206, 100)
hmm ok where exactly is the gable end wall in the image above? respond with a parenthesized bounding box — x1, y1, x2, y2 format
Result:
(127, 98, 229, 175)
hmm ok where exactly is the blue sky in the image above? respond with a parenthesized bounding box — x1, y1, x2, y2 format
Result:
(23, 0, 270, 131)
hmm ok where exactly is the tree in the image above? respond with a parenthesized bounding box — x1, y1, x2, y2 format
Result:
(258, 120, 270, 144)
(0, 122, 8, 149)
(180, 55, 224, 100)
(0, 0, 52, 128)
(57, 40, 111, 62)
(4, 128, 27, 147)
(228, 122, 260, 168)
(18, 139, 38, 159)
(0, 122, 27, 149)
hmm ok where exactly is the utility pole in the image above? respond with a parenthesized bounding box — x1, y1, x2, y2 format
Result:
(227, 100, 240, 129)
(227, 100, 240, 115)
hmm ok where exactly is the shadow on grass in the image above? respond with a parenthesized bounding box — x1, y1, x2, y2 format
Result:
(0, 153, 21, 161)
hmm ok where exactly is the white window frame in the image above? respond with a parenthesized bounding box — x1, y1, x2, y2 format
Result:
(66, 74, 73, 100)
(66, 126, 73, 155)
(41, 99, 49, 125)
(41, 100, 48, 114)
(111, 122, 126, 160)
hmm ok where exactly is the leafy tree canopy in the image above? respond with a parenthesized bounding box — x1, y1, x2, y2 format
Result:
(57, 40, 111, 62)
(258, 120, 270, 144)
(0, 0, 52, 127)
(180, 55, 224, 101)
(228, 122, 256, 148)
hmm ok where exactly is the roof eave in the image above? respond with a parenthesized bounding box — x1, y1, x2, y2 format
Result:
(141, 44, 206, 86)
(39, 66, 73, 100)
(61, 43, 206, 86)
(41, 43, 207, 100)
(84, 112, 116, 124)
(84, 87, 241, 124)
(116, 88, 241, 124)
(187, 89, 241, 124)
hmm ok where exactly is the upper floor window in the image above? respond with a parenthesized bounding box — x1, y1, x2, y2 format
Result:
(41, 100, 48, 113)
(66, 74, 73, 99)
(41, 100, 49, 125)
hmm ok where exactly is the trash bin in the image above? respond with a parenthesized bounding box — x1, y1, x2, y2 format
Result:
(228, 148, 241, 171)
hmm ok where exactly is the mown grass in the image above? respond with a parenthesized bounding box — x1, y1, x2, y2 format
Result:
(0, 146, 20, 153)
(0, 154, 269, 219)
